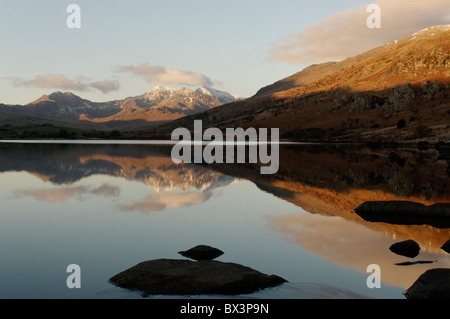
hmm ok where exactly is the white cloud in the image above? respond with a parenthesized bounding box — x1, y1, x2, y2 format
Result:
(117, 63, 214, 87)
(13, 74, 121, 94)
(269, 0, 450, 64)
(90, 79, 121, 94)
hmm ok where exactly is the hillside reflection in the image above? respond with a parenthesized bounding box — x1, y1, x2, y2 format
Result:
(207, 144, 450, 252)
(1, 142, 449, 292)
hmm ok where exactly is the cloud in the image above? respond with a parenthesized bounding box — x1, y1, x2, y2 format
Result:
(269, 0, 450, 64)
(13, 74, 121, 94)
(13, 74, 88, 91)
(116, 63, 214, 86)
(90, 79, 121, 94)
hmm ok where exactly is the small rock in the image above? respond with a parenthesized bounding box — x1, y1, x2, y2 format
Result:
(389, 239, 420, 258)
(178, 245, 224, 261)
(353, 201, 450, 228)
(441, 240, 450, 254)
(404, 268, 450, 299)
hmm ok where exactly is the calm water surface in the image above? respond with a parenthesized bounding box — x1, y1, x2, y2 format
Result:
(0, 142, 449, 299)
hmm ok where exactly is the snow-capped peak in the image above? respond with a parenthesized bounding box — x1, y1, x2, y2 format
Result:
(142, 86, 178, 103)
(146, 86, 177, 95)
(196, 86, 245, 104)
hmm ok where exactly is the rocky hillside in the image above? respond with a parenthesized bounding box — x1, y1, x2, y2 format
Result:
(256, 25, 450, 96)
(153, 26, 450, 144)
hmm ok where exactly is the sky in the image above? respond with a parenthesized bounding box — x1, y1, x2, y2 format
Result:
(0, 0, 449, 105)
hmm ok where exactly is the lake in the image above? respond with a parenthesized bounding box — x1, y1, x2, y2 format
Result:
(0, 141, 449, 299)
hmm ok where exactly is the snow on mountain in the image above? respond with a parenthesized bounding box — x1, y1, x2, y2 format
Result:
(120, 85, 245, 115)
(196, 86, 245, 104)
(142, 86, 178, 104)
(386, 24, 450, 48)
(141, 85, 244, 105)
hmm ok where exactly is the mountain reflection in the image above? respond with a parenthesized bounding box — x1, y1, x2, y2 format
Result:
(206, 143, 450, 291)
(1, 142, 449, 290)
(2, 142, 449, 213)
(0, 143, 235, 191)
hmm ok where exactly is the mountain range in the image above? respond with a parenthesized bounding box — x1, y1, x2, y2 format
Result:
(1, 25, 449, 143)
(0, 86, 245, 131)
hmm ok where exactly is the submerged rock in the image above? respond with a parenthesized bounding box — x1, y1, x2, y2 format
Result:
(395, 260, 435, 266)
(109, 258, 287, 295)
(441, 240, 450, 254)
(178, 245, 224, 261)
(389, 239, 420, 258)
(404, 268, 450, 299)
(353, 201, 450, 228)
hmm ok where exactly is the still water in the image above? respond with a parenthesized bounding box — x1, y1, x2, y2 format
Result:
(0, 142, 449, 299)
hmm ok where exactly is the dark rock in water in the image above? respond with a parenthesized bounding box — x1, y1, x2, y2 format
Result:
(441, 240, 450, 254)
(178, 245, 224, 261)
(404, 268, 450, 299)
(109, 258, 287, 295)
(389, 239, 420, 258)
(395, 260, 435, 266)
(353, 201, 450, 228)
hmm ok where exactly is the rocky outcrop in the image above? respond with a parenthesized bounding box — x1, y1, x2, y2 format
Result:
(404, 268, 450, 299)
(388, 83, 416, 111)
(420, 80, 445, 100)
(353, 201, 450, 228)
(109, 258, 287, 296)
(349, 93, 385, 111)
(389, 239, 420, 258)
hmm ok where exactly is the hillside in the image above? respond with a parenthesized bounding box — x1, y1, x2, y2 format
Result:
(152, 26, 450, 144)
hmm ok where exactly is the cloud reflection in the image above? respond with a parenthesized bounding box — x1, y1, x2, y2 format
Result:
(15, 183, 120, 203)
(118, 191, 214, 214)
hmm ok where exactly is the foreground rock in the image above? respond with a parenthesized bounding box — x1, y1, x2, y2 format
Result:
(404, 268, 450, 299)
(353, 201, 450, 228)
(109, 259, 287, 295)
(389, 239, 420, 258)
(178, 245, 224, 261)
